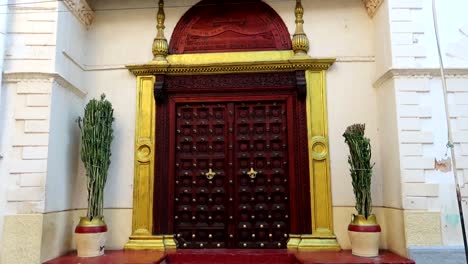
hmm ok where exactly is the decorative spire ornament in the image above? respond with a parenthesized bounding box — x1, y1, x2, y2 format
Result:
(152, 0, 168, 62)
(292, 0, 310, 56)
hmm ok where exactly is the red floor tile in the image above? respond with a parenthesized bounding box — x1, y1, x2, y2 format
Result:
(44, 249, 415, 264)
(166, 249, 298, 264)
(295, 250, 415, 264)
(43, 250, 166, 264)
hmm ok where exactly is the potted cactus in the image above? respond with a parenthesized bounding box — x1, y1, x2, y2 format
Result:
(75, 94, 114, 257)
(343, 124, 380, 257)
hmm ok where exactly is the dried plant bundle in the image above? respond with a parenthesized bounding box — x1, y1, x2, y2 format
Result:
(343, 123, 374, 219)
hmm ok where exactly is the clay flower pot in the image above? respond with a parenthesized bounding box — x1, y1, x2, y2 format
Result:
(348, 214, 381, 257)
(74, 217, 107, 257)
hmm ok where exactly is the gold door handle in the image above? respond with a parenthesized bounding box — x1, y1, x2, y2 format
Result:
(205, 168, 216, 180)
(247, 168, 258, 179)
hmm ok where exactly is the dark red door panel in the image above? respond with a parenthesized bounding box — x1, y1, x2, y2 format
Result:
(174, 103, 230, 249)
(173, 99, 292, 249)
(233, 102, 290, 249)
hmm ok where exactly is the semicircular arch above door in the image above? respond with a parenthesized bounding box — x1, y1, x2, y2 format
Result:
(169, 0, 292, 54)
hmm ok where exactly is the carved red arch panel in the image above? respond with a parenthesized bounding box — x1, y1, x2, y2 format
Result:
(169, 0, 292, 54)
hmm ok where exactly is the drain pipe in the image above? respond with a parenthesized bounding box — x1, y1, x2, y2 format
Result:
(431, 1, 468, 263)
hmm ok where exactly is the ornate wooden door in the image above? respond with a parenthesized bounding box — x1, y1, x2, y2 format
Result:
(173, 98, 292, 249)
(233, 102, 290, 249)
(173, 103, 230, 249)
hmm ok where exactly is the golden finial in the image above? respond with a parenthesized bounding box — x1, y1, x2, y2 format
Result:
(292, 0, 310, 56)
(152, 0, 168, 62)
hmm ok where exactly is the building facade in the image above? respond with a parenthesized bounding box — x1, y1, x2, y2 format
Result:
(0, 0, 467, 263)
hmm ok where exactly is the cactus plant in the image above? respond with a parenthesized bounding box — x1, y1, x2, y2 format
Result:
(77, 94, 114, 220)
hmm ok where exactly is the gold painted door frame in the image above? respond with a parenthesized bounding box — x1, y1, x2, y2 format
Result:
(125, 51, 340, 251)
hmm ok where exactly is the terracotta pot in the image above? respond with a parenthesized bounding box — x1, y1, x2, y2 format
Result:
(348, 214, 381, 257)
(74, 217, 107, 258)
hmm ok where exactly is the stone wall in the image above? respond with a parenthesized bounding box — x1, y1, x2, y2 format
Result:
(0, 0, 9, 252)
(373, 0, 468, 262)
(0, 1, 87, 263)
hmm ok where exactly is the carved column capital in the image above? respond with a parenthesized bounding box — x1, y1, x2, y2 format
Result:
(152, 0, 169, 62)
(292, 0, 310, 56)
(62, 0, 94, 27)
(362, 0, 384, 18)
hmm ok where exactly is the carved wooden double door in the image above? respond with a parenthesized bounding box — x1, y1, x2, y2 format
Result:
(172, 97, 293, 249)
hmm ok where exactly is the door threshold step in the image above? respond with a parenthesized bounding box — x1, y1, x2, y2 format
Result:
(166, 249, 297, 264)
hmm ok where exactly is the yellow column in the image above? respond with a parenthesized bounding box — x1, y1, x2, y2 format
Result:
(290, 70, 340, 251)
(125, 75, 175, 250)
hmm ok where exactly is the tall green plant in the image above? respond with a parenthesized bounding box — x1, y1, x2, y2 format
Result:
(343, 124, 374, 219)
(78, 94, 114, 220)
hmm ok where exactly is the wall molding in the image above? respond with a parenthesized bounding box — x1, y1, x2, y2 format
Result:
(60, 1, 382, 27)
(62, 0, 94, 27)
(335, 56, 375, 62)
(3, 72, 87, 98)
(373, 68, 468, 88)
(362, 0, 384, 18)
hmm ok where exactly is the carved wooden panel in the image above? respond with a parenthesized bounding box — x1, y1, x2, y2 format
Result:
(169, 0, 292, 54)
(233, 102, 290, 249)
(173, 99, 291, 249)
(165, 73, 296, 94)
(174, 103, 230, 249)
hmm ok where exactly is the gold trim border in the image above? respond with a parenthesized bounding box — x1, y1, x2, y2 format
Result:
(287, 70, 340, 251)
(127, 51, 334, 76)
(126, 51, 339, 251)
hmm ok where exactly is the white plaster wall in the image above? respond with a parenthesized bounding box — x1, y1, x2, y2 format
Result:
(0, 0, 8, 253)
(374, 0, 393, 78)
(74, 70, 136, 209)
(55, 2, 88, 91)
(1, 0, 59, 216)
(43, 1, 88, 213)
(376, 79, 403, 208)
(298, 0, 374, 58)
(388, 0, 468, 69)
(44, 82, 84, 212)
(84, 0, 379, 209)
(382, 0, 468, 248)
(3, 1, 58, 73)
(0, 83, 14, 259)
(423, 0, 468, 68)
(327, 62, 383, 207)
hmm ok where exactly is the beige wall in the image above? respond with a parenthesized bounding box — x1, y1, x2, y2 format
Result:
(333, 206, 406, 256)
(1, 0, 401, 261)
(0, 209, 131, 263)
(45, 81, 84, 212)
(76, 0, 382, 254)
(83, 0, 380, 210)
(327, 62, 383, 207)
(40, 209, 132, 263)
(0, 215, 43, 264)
(376, 78, 403, 208)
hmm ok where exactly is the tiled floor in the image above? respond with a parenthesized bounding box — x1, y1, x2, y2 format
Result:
(44, 250, 415, 264)
(44, 250, 167, 264)
(295, 251, 415, 264)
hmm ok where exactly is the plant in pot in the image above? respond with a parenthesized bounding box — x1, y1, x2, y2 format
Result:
(343, 124, 380, 257)
(75, 94, 114, 257)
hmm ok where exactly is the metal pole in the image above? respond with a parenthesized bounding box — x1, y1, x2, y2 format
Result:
(431, 1, 468, 263)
